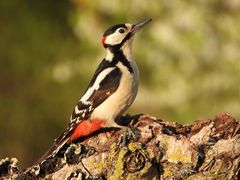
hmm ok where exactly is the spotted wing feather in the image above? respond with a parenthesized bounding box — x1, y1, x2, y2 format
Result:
(36, 66, 122, 163)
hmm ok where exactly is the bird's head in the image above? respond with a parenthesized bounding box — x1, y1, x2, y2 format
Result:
(102, 19, 152, 51)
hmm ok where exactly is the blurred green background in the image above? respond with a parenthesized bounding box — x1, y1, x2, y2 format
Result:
(0, 0, 240, 167)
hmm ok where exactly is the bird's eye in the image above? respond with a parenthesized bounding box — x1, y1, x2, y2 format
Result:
(118, 28, 125, 34)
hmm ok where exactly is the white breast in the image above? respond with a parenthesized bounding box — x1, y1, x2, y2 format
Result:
(90, 60, 139, 127)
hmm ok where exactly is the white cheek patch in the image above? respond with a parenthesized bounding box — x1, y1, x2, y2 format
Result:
(105, 33, 125, 45)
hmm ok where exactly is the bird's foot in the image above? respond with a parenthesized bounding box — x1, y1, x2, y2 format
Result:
(119, 113, 143, 126)
(118, 127, 141, 147)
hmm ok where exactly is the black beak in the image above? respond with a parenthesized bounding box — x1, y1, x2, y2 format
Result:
(131, 18, 152, 34)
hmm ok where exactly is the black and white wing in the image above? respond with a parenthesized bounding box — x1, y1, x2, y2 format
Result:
(57, 59, 122, 144)
(36, 60, 122, 163)
(70, 59, 122, 124)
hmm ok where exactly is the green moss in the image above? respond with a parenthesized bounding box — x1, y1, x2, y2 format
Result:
(168, 148, 191, 163)
(163, 168, 172, 177)
(125, 161, 151, 179)
(128, 142, 142, 152)
(139, 161, 150, 176)
(109, 148, 128, 180)
(109, 142, 154, 179)
(126, 174, 139, 180)
(160, 136, 170, 150)
(109, 142, 117, 161)
(85, 156, 106, 174)
(128, 142, 151, 178)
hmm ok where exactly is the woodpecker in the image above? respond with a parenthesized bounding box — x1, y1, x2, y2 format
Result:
(39, 19, 152, 162)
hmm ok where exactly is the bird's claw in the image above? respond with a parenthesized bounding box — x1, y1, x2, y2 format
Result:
(118, 127, 141, 147)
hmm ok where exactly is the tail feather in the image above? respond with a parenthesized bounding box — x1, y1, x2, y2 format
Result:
(34, 118, 82, 165)
(34, 135, 70, 165)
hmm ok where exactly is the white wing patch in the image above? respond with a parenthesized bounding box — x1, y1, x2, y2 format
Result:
(80, 67, 115, 102)
(74, 106, 82, 114)
(70, 101, 93, 123)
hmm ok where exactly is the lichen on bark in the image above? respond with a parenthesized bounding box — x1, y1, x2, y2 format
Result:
(0, 113, 239, 179)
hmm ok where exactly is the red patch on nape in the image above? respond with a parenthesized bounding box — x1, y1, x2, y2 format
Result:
(102, 36, 106, 46)
(70, 119, 106, 142)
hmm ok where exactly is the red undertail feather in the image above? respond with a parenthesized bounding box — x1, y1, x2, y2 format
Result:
(70, 119, 106, 142)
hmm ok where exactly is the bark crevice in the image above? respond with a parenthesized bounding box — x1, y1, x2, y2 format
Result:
(0, 113, 239, 179)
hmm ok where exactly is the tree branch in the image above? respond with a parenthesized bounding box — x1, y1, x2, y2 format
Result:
(1, 113, 239, 179)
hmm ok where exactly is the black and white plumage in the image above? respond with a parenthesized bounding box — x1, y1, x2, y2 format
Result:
(37, 19, 152, 163)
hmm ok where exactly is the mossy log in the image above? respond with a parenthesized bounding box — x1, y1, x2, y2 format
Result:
(1, 113, 239, 179)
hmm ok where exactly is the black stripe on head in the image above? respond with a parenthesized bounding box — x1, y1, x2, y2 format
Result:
(103, 24, 127, 36)
(105, 32, 132, 53)
(119, 32, 132, 46)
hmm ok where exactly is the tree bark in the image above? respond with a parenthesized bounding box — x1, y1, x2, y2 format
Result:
(1, 113, 239, 180)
